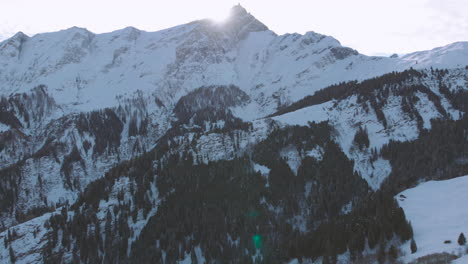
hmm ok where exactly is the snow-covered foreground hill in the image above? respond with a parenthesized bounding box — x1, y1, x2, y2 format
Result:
(398, 175, 468, 263)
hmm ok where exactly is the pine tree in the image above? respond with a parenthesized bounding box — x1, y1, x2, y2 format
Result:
(377, 243, 386, 264)
(353, 126, 370, 151)
(410, 239, 417, 253)
(388, 245, 398, 261)
(400, 220, 414, 242)
(9, 246, 15, 263)
(458, 232, 466, 246)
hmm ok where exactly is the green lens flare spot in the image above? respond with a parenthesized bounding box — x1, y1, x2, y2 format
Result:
(247, 210, 259, 219)
(253, 235, 262, 249)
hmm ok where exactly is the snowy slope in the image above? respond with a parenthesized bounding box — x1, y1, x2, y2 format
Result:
(401, 42, 468, 69)
(270, 68, 467, 189)
(0, 211, 55, 264)
(397, 175, 468, 262)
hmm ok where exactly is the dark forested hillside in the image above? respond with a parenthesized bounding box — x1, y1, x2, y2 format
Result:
(39, 120, 418, 263)
(0, 67, 466, 264)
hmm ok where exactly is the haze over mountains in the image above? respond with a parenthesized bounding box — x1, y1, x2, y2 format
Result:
(0, 5, 467, 264)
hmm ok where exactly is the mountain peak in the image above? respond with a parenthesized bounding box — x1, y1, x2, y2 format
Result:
(230, 4, 249, 17)
(219, 4, 269, 39)
(0, 31, 29, 59)
(12, 31, 29, 40)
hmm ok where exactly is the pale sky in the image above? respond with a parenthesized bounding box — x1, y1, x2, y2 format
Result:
(0, 0, 467, 55)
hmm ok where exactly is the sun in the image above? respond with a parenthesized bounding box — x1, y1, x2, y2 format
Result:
(208, 6, 233, 23)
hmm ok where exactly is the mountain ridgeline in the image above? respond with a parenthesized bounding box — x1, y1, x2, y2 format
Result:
(0, 5, 467, 264)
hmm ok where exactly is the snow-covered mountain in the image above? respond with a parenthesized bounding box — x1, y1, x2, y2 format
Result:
(0, 5, 466, 115)
(0, 5, 467, 264)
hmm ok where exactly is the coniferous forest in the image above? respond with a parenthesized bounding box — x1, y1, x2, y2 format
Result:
(34, 68, 467, 263)
(0, 31, 466, 264)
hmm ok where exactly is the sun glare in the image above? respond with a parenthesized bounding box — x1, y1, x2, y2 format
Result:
(209, 8, 232, 23)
